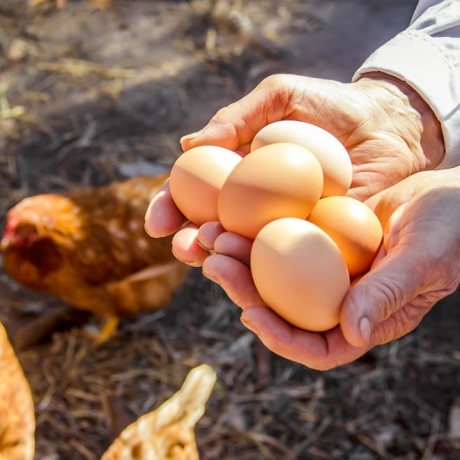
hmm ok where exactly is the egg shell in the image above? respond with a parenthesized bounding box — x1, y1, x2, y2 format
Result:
(308, 196, 383, 277)
(251, 218, 350, 332)
(251, 120, 352, 197)
(217, 142, 323, 239)
(169, 146, 242, 226)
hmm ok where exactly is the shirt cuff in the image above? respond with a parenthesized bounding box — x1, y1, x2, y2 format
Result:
(352, 30, 460, 169)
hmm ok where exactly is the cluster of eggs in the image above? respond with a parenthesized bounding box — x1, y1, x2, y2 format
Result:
(169, 121, 383, 332)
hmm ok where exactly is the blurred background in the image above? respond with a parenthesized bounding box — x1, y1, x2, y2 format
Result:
(0, 0, 459, 459)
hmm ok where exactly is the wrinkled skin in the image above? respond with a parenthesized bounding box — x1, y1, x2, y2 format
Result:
(144, 73, 453, 370)
(145, 73, 443, 265)
(195, 168, 460, 370)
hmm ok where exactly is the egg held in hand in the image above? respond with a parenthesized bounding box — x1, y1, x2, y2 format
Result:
(251, 120, 352, 197)
(169, 145, 242, 226)
(251, 218, 350, 332)
(308, 196, 383, 277)
(218, 143, 324, 239)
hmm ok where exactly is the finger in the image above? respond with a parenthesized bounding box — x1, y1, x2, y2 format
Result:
(203, 253, 371, 370)
(145, 180, 186, 238)
(368, 239, 387, 268)
(202, 254, 264, 309)
(240, 306, 369, 370)
(366, 174, 424, 230)
(340, 237, 425, 348)
(362, 188, 386, 211)
(196, 222, 226, 251)
(346, 190, 460, 348)
(180, 76, 292, 152)
(171, 224, 209, 267)
(369, 296, 433, 347)
(372, 191, 414, 231)
(213, 232, 253, 266)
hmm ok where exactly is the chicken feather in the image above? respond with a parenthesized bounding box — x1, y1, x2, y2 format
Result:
(101, 364, 217, 460)
(0, 322, 35, 460)
(1, 175, 189, 337)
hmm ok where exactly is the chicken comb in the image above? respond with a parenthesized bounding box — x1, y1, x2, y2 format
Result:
(2, 215, 20, 240)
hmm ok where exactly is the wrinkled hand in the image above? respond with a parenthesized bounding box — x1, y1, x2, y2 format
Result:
(195, 167, 460, 370)
(145, 72, 444, 266)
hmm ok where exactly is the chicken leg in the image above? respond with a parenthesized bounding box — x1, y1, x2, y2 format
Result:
(86, 317, 120, 345)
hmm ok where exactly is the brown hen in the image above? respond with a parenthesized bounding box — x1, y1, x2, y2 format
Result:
(101, 364, 216, 460)
(0, 322, 35, 460)
(1, 174, 189, 342)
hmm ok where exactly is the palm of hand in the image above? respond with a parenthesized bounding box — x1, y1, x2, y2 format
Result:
(355, 169, 460, 347)
(200, 169, 460, 370)
(150, 73, 431, 265)
(144, 73, 455, 370)
(288, 76, 426, 201)
(183, 74, 429, 201)
(146, 73, 435, 248)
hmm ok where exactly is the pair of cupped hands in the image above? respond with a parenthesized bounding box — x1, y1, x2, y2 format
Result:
(145, 72, 460, 370)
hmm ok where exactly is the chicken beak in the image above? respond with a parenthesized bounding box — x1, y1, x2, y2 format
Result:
(0, 232, 29, 250)
(0, 235, 13, 251)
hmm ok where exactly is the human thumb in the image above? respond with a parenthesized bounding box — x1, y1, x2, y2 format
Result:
(179, 75, 299, 153)
(340, 206, 425, 348)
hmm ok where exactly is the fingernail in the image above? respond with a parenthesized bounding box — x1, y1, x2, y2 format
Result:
(171, 246, 200, 267)
(358, 316, 372, 343)
(241, 312, 259, 334)
(197, 239, 213, 252)
(171, 245, 182, 262)
(144, 222, 156, 238)
(180, 130, 203, 145)
(202, 269, 220, 285)
(144, 201, 157, 236)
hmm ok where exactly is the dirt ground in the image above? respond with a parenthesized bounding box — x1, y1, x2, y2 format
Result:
(0, 0, 460, 459)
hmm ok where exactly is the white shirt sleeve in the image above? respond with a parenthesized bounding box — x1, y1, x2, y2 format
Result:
(352, 0, 460, 169)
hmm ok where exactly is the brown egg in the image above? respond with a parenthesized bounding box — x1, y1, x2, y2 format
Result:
(251, 218, 350, 332)
(251, 121, 352, 197)
(308, 196, 383, 277)
(218, 143, 323, 239)
(169, 146, 241, 226)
